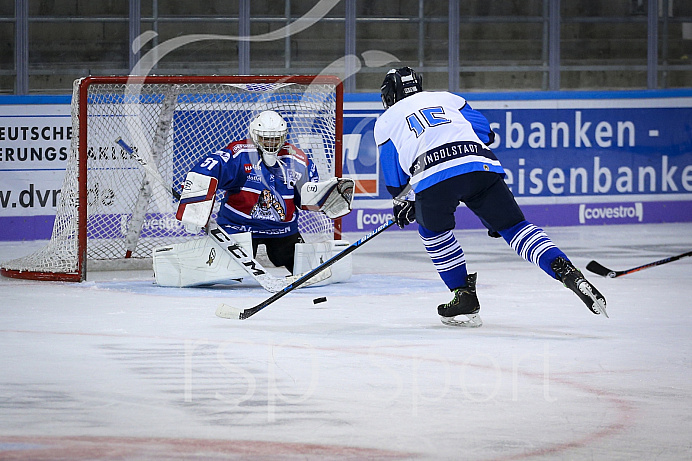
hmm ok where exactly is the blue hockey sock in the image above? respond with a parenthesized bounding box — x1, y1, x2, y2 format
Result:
(418, 225, 468, 290)
(499, 221, 566, 279)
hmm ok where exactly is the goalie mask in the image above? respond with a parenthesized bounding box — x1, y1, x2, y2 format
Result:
(380, 66, 423, 109)
(250, 110, 288, 167)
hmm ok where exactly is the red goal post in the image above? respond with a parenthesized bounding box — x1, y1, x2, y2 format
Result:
(1, 75, 343, 282)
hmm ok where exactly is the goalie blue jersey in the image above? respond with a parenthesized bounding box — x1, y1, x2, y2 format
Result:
(373, 91, 505, 197)
(188, 140, 319, 237)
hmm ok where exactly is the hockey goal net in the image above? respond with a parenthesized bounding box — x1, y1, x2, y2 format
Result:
(1, 75, 343, 282)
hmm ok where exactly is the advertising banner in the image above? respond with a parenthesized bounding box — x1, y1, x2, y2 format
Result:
(341, 94, 692, 233)
(0, 101, 72, 239)
(1, 92, 691, 241)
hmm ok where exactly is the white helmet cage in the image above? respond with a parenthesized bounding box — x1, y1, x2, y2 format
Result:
(249, 110, 288, 166)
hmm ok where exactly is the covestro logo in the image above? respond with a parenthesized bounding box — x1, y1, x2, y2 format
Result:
(356, 209, 394, 230)
(579, 203, 643, 224)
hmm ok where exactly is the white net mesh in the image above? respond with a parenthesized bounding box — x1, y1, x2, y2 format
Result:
(1, 76, 340, 280)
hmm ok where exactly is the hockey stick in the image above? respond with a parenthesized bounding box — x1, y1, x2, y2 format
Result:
(124, 88, 177, 258)
(115, 137, 331, 292)
(217, 184, 413, 320)
(586, 250, 692, 278)
(216, 218, 397, 320)
(115, 137, 182, 200)
(207, 224, 330, 292)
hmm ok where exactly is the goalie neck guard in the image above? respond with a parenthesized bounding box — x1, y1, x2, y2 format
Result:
(250, 110, 288, 167)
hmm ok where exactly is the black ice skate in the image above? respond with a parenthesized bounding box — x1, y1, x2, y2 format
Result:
(551, 257, 608, 318)
(437, 273, 482, 327)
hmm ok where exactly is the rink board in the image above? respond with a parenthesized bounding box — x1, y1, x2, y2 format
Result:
(1, 91, 691, 240)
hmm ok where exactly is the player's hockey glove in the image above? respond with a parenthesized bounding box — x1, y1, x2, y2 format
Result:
(393, 198, 416, 229)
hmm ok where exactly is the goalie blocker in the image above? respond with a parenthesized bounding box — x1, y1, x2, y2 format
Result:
(153, 233, 352, 288)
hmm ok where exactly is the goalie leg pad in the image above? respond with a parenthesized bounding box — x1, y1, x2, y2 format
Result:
(293, 240, 352, 286)
(153, 232, 253, 287)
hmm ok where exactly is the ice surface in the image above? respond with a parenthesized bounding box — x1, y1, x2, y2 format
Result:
(1, 223, 691, 460)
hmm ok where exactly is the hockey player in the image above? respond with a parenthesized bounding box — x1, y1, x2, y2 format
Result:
(373, 67, 607, 327)
(155, 110, 354, 288)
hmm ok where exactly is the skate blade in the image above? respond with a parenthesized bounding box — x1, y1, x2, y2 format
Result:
(592, 298, 608, 318)
(440, 313, 483, 328)
(578, 282, 609, 318)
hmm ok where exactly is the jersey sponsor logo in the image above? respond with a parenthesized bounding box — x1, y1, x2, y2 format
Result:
(226, 224, 292, 235)
(579, 203, 643, 224)
(244, 163, 253, 174)
(409, 141, 488, 176)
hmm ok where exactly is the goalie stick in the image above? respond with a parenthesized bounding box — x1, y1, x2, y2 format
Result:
(115, 137, 182, 201)
(115, 137, 331, 292)
(207, 224, 330, 292)
(217, 182, 412, 320)
(216, 218, 397, 320)
(586, 250, 692, 278)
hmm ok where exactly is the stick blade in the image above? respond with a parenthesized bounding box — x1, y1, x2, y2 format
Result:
(586, 260, 616, 278)
(215, 303, 244, 320)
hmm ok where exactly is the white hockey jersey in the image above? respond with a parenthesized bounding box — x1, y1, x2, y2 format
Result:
(373, 91, 505, 196)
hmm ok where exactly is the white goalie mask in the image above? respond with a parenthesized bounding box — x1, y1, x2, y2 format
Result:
(249, 110, 288, 167)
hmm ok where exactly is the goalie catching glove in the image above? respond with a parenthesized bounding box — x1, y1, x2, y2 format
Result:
(300, 177, 355, 219)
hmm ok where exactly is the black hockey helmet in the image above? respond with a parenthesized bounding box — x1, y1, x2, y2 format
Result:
(380, 66, 423, 109)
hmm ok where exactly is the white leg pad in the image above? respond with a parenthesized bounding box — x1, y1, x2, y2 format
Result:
(293, 240, 352, 286)
(153, 232, 253, 287)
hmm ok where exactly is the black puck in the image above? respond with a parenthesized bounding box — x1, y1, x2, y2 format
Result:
(313, 297, 327, 304)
